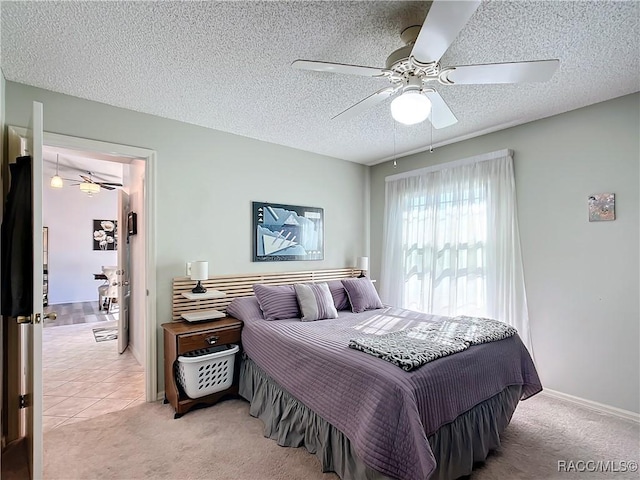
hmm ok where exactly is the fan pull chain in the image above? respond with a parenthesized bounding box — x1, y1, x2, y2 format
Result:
(429, 110, 434, 153)
(393, 120, 397, 168)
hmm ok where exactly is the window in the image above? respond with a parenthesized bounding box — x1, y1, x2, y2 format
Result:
(381, 150, 533, 352)
(401, 186, 487, 316)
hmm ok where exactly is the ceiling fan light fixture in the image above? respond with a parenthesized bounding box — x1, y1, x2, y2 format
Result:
(50, 153, 63, 188)
(80, 182, 101, 195)
(50, 175, 63, 189)
(390, 91, 432, 125)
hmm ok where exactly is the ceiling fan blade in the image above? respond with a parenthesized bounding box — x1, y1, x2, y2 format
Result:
(79, 174, 95, 183)
(442, 59, 560, 84)
(100, 185, 116, 191)
(332, 86, 400, 121)
(424, 90, 458, 129)
(98, 182, 123, 187)
(292, 60, 390, 78)
(412, 0, 481, 64)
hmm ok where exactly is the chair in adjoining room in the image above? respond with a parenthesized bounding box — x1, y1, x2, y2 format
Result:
(98, 266, 119, 313)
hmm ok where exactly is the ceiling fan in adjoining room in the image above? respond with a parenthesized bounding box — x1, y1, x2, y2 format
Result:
(47, 153, 124, 195)
(292, 0, 559, 128)
(58, 172, 123, 195)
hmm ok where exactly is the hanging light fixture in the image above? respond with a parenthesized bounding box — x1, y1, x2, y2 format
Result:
(80, 182, 100, 195)
(50, 154, 63, 188)
(390, 75, 432, 125)
(390, 91, 432, 125)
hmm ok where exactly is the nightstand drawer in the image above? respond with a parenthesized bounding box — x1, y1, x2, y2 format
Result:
(177, 326, 241, 354)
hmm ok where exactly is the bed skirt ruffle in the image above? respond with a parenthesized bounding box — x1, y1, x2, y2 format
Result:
(239, 356, 522, 480)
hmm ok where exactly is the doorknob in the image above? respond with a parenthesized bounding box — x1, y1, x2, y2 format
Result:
(44, 312, 57, 320)
(16, 315, 32, 324)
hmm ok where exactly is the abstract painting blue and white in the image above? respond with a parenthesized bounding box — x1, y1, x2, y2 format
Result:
(253, 202, 324, 261)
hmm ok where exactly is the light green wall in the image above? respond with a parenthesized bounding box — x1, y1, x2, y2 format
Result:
(6, 79, 638, 413)
(370, 93, 640, 413)
(5, 81, 367, 393)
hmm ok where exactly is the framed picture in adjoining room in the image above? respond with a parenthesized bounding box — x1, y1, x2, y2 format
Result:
(93, 219, 117, 250)
(252, 202, 324, 262)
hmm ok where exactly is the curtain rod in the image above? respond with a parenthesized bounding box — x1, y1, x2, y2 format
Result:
(385, 149, 513, 182)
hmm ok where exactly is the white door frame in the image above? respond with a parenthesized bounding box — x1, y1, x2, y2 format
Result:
(8, 126, 158, 402)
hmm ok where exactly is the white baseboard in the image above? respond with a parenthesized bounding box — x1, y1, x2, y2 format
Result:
(157, 390, 165, 402)
(541, 388, 639, 423)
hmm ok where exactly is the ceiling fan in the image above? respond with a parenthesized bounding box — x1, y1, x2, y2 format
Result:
(63, 172, 123, 193)
(292, 0, 559, 127)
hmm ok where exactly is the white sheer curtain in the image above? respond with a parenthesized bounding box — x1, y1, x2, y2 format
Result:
(381, 149, 533, 354)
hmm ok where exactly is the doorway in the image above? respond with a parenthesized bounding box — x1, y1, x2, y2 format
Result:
(40, 148, 145, 431)
(3, 126, 158, 453)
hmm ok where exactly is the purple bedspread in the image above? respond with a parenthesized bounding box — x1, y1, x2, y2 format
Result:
(228, 298, 542, 480)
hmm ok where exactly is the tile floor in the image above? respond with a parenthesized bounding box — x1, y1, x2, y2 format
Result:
(42, 305, 145, 432)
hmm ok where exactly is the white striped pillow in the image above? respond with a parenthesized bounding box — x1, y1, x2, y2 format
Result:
(294, 283, 339, 321)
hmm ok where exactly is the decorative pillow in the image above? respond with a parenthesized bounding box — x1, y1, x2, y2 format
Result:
(341, 277, 384, 313)
(326, 280, 351, 311)
(226, 296, 264, 321)
(253, 284, 300, 321)
(294, 282, 338, 321)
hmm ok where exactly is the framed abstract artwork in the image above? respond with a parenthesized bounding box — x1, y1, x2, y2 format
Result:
(93, 219, 117, 250)
(252, 202, 324, 262)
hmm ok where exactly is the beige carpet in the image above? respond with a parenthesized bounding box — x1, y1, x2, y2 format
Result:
(44, 394, 639, 480)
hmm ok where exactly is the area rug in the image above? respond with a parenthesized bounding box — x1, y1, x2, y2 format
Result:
(92, 327, 118, 342)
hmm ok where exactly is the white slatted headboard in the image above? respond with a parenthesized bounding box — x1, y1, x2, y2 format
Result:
(172, 267, 358, 322)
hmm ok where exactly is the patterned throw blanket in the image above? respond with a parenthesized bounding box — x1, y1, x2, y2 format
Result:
(349, 316, 518, 371)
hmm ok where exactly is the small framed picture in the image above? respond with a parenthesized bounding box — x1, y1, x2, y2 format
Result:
(127, 211, 138, 235)
(588, 193, 615, 222)
(93, 219, 117, 251)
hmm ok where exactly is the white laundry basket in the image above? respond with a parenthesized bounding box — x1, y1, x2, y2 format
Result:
(176, 344, 239, 399)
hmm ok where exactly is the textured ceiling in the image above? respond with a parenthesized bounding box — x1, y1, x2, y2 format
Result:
(2, 1, 639, 165)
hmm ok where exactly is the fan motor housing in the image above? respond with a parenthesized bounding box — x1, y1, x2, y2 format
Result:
(386, 25, 440, 77)
(385, 45, 413, 71)
(385, 25, 420, 71)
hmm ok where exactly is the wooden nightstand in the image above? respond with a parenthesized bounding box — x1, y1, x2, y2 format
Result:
(162, 317, 242, 418)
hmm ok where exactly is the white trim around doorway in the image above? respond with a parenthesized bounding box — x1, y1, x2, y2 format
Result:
(9, 126, 158, 402)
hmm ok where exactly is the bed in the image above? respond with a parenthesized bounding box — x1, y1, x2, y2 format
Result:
(224, 277, 542, 480)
